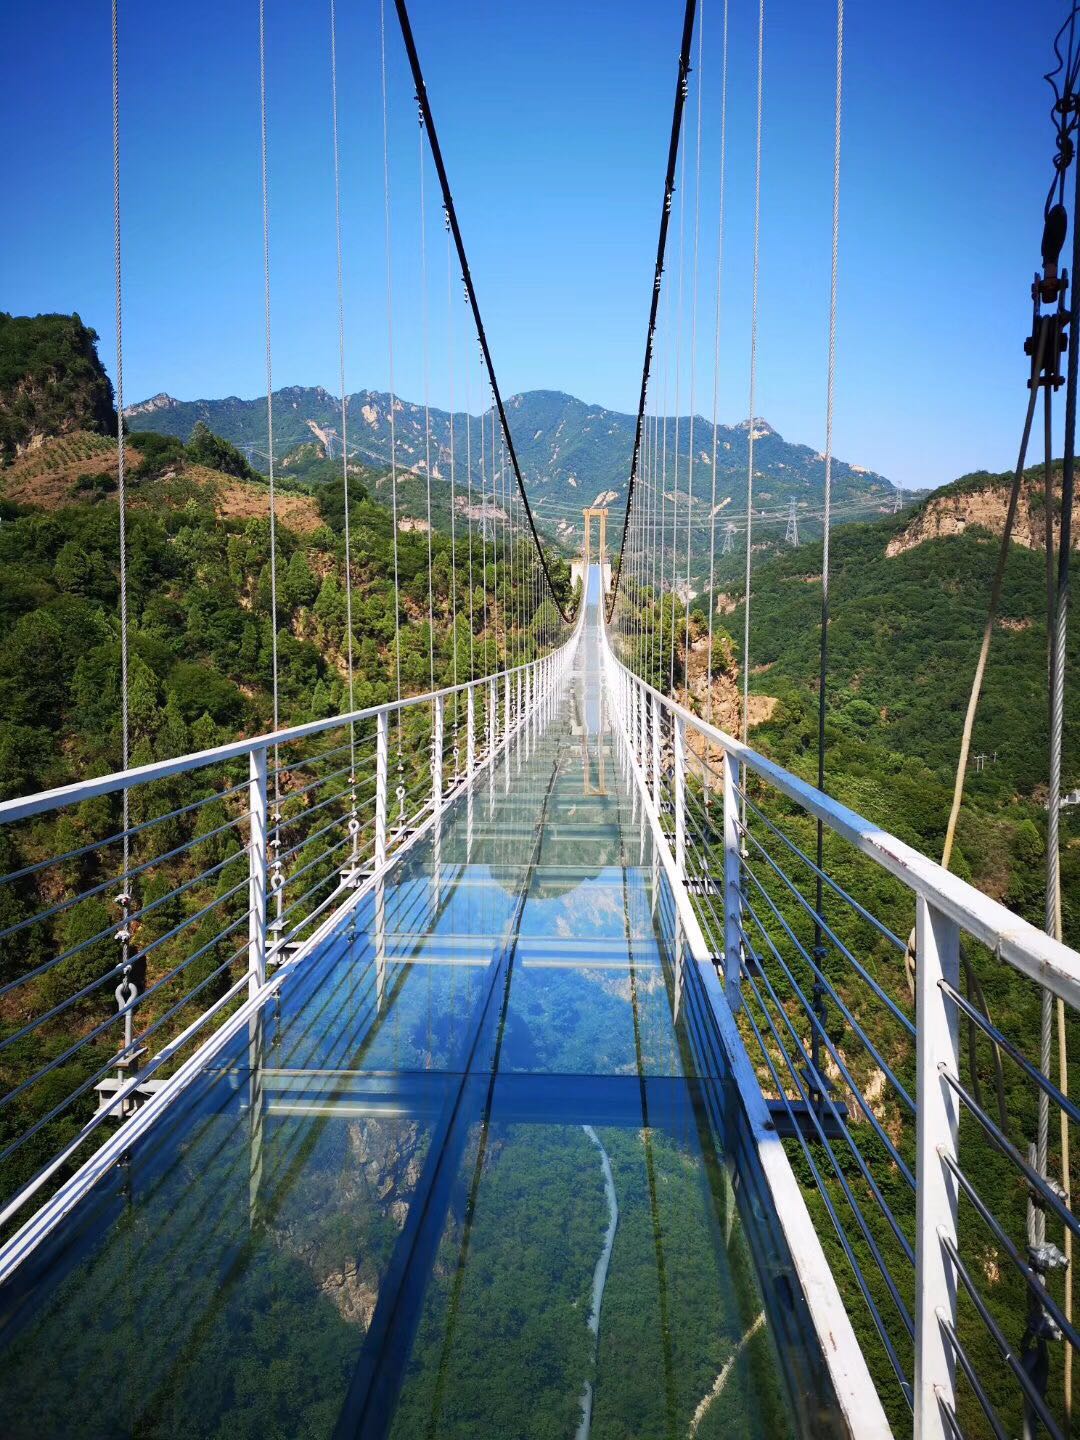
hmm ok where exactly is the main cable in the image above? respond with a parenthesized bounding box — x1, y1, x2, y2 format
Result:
(607, 0, 699, 623)
(392, 0, 571, 626)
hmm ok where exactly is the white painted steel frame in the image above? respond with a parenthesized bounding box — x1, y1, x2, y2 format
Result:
(0, 630, 581, 1284)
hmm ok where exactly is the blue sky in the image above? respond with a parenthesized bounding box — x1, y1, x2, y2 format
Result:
(0, 0, 1074, 490)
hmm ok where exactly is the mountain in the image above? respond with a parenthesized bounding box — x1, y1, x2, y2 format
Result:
(124, 386, 903, 546)
(0, 313, 116, 464)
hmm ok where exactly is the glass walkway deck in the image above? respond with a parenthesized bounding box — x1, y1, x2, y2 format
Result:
(0, 603, 843, 1439)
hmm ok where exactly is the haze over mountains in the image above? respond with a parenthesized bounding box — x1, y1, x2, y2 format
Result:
(125, 386, 903, 545)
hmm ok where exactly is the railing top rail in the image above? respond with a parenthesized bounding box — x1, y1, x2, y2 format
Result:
(0, 647, 564, 829)
(603, 630, 1080, 1008)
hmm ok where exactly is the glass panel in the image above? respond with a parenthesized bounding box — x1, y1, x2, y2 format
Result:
(0, 596, 841, 1439)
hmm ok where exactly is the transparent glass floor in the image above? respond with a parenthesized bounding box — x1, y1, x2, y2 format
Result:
(0, 600, 843, 1439)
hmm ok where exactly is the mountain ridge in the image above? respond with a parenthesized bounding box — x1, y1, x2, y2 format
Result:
(124, 384, 903, 544)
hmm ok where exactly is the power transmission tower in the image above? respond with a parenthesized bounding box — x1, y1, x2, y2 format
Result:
(722, 521, 736, 555)
(785, 498, 800, 548)
(892, 484, 903, 514)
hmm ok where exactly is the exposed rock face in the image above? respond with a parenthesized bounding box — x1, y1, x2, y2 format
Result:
(682, 631, 777, 739)
(275, 1119, 427, 1331)
(320, 1264, 379, 1327)
(886, 484, 1080, 558)
(124, 392, 178, 417)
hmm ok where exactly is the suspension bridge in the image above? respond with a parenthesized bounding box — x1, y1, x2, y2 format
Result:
(1, 2, 1079, 1439)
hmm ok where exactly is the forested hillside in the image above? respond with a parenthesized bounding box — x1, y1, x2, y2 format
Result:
(0, 312, 116, 464)
(704, 473, 1080, 944)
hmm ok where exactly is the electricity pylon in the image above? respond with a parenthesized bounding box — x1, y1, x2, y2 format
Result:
(785, 498, 800, 548)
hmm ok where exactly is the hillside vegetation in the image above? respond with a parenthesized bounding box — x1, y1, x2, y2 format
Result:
(705, 474, 1080, 941)
(0, 313, 116, 463)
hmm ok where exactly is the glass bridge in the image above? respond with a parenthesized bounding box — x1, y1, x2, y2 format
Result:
(0, 599, 842, 1439)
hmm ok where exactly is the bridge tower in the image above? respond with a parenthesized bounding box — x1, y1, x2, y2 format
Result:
(572, 507, 612, 593)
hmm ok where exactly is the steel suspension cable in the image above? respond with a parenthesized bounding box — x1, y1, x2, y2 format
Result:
(258, 0, 284, 909)
(392, 0, 571, 626)
(606, 0, 698, 622)
(669, 126, 688, 698)
(463, 346, 475, 682)
(683, 1, 705, 689)
(1045, 35, 1080, 1398)
(378, 0, 403, 712)
(378, 0, 406, 826)
(445, 219, 461, 750)
(417, 116, 436, 693)
(111, 0, 133, 971)
(705, 0, 730, 725)
(741, 0, 765, 744)
(811, 0, 844, 1035)
(328, 0, 357, 784)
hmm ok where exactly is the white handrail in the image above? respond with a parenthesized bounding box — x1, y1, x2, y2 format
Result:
(0, 651, 565, 826)
(600, 627, 1080, 1008)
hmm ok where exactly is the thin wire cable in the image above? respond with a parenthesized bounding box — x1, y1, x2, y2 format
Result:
(683, 0, 705, 687)
(705, 0, 730, 726)
(1047, 75, 1080, 1414)
(329, 0, 356, 751)
(813, 0, 843, 906)
(258, 0, 283, 914)
(741, 0, 765, 745)
(446, 219, 461, 752)
(379, 0, 403, 720)
(111, 0, 131, 891)
(669, 126, 687, 696)
(418, 114, 436, 693)
(464, 354, 475, 682)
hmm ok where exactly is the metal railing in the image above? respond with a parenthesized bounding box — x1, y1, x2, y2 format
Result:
(0, 638, 576, 1250)
(602, 623, 1080, 1440)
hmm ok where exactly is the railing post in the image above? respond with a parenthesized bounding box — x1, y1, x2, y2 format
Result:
(914, 895, 961, 1440)
(466, 686, 476, 774)
(248, 747, 268, 998)
(722, 754, 742, 1009)
(375, 709, 388, 869)
(517, 669, 524, 727)
(504, 673, 512, 742)
(651, 694, 662, 809)
(488, 676, 497, 756)
(432, 694, 444, 815)
(673, 714, 686, 876)
(637, 682, 647, 770)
